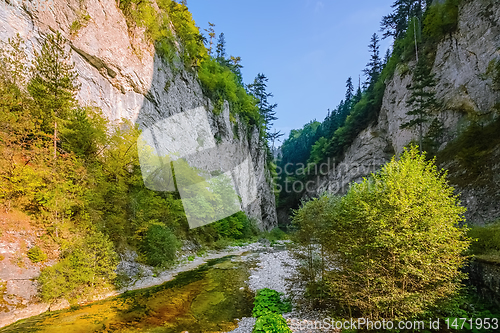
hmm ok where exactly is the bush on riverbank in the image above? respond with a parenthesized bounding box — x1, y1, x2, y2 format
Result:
(291, 146, 471, 320)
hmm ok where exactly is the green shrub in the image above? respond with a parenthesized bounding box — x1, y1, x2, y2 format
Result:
(213, 211, 255, 240)
(468, 221, 500, 261)
(140, 223, 179, 267)
(198, 58, 260, 127)
(292, 146, 470, 320)
(187, 255, 194, 261)
(423, 0, 460, 43)
(38, 232, 118, 302)
(119, 0, 206, 68)
(252, 288, 292, 317)
(253, 312, 292, 333)
(70, 11, 91, 35)
(262, 227, 288, 242)
(485, 59, 500, 90)
(27, 246, 47, 263)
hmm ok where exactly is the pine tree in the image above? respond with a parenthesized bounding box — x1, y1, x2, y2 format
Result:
(353, 76, 362, 105)
(362, 33, 382, 88)
(228, 55, 243, 85)
(216, 32, 226, 64)
(383, 48, 392, 68)
(400, 58, 440, 153)
(380, 0, 427, 40)
(0, 34, 29, 88)
(345, 77, 354, 106)
(28, 32, 80, 159)
(248, 73, 278, 140)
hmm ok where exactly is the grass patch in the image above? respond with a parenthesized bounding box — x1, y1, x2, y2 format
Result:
(27, 245, 47, 263)
(467, 220, 500, 264)
(484, 59, 500, 90)
(70, 10, 91, 35)
(260, 227, 288, 242)
(437, 117, 500, 187)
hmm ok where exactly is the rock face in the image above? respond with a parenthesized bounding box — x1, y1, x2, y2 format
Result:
(302, 0, 500, 225)
(0, 0, 277, 230)
(466, 259, 500, 307)
(0, 0, 277, 328)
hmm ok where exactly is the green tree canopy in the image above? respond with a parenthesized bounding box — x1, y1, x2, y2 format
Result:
(28, 32, 80, 159)
(400, 58, 440, 152)
(292, 146, 470, 320)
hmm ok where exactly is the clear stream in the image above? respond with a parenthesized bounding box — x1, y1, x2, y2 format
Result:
(0, 255, 254, 333)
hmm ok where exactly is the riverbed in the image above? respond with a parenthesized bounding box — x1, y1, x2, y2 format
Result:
(0, 255, 256, 333)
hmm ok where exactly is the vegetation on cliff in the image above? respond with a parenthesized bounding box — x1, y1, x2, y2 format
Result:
(277, 0, 461, 210)
(0, 30, 260, 303)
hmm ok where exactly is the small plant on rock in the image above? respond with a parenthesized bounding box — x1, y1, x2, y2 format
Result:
(27, 246, 47, 263)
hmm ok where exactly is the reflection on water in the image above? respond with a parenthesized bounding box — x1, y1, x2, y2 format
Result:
(0, 256, 253, 333)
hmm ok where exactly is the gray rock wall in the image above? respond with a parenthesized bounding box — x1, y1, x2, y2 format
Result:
(303, 0, 500, 224)
(466, 259, 500, 306)
(0, 0, 277, 229)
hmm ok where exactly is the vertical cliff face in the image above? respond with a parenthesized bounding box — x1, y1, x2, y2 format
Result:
(303, 0, 500, 224)
(0, 0, 277, 229)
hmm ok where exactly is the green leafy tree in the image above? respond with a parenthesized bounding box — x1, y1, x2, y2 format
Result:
(0, 36, 43, 212)
(139, 223, 179, 267)
(400, 58, 440, 153)
(293, 146, 470, 320)
(204, 22, 216, 56)
(28, 32, 80, 159)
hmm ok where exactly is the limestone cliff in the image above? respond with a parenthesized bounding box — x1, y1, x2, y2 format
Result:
(302, 0, 500, 225)
(0, 0, 277, 229)
(0, 0, 277, 327)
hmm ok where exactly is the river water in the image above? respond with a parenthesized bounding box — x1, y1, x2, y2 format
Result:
(0, 255, 254, 333)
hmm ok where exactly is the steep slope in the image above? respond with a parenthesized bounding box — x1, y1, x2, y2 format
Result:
(303, 0, 500, 225)
(0, 0, 277, 228)
(0, 0, 277, 327)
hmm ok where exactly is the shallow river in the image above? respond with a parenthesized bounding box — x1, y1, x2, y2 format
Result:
(0, 255, 254, 333)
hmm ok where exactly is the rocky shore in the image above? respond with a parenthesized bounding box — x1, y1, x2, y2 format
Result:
(228, 242, 338, 333)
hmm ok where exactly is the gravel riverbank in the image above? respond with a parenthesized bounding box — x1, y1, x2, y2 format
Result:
(227, 243, 339, 333)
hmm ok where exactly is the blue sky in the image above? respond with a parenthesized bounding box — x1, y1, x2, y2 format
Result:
(188, 0, 395, 143)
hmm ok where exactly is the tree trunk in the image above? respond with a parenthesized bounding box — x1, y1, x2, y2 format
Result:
(54, 121, 57, 159)
(419, 123, 423, 154)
